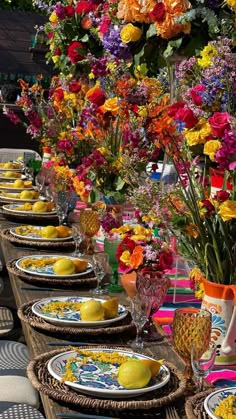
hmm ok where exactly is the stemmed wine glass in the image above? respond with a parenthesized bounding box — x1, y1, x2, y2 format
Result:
(191, 341, 217, 391)
(35, 172, 45, 194)
(129, 295, 147, 352)
(172, 307, 212, 393)
(56, 202, 68, 225)
(71, 223, 84, 257)
(91, 253, 109, 295)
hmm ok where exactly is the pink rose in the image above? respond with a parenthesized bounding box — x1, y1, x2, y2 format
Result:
(189, 84, 206, 106)
(209, 112, 232, 138)
(175, 107, 198, 128)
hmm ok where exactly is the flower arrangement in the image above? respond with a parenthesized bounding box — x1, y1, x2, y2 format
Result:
(152, 38, 236, 287)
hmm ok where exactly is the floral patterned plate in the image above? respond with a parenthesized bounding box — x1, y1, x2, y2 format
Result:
(48, 348, 170, 398)
(0, 183, 34, 191)
(10, 226, 72, 242)
(2, 204, 56, 215)
(204, 387, 236, 419)
(16, 255, 93, 278)
(32, 296, 128, 328)
(0, 193, 38, 203)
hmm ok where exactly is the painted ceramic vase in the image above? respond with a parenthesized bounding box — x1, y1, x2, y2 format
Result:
(201, 278, 236, 365)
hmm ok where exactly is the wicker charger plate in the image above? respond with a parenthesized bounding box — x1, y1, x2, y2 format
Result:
(0, 208, 58, 225)
(27, 346, 186, 414)
(18, 299, 135, 337)
(1, 229, 75, 250)
(7, 258, 97, 288)
(185, 388, 216, 419)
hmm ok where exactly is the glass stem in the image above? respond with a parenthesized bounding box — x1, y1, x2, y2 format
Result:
(197, 375, 204, 392)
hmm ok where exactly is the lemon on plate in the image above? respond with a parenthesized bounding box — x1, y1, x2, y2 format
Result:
(102, 298, 118, 319)
(117, 359, 151, 389)
(80, 300, 104, 321)
(19, 190, 34, 200)
(41, 226, 58, 239)
(53, 258, 76, 275)
(13, 179, 24, 188)
(4, 162, 14, 169)
(4, 171, 19, 178)
(32, 201, 48, 212)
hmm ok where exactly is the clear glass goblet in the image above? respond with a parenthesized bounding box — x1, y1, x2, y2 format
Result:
(91, 253, 109, 295)
(56, 202, 68, 225)
(129, 295, 147, 352)
(35, 173, 45, 193)
(71, 223, 84, 257)
(191, 341, 217, 392)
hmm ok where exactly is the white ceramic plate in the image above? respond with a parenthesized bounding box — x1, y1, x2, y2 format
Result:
(2, 204, 56, 215)
(16, 255, 93, 278)
(204, 387, 236, 419)
(10, 226, 72, 242)
(0, 173, 25, 180)
(0, 183, 34, 191)
(48, 348, 170, 398)
(0, 193, 38, 203)
(32, 296, 128, 328)
(0, 164, 22, 171)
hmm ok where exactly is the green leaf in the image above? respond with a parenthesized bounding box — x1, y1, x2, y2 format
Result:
(134, 45, 145, 67)
(163, 39, 183, 59)
(146, 24, 157, 39)
(115, 176, 125, 191)
(79, 34, 89, 42)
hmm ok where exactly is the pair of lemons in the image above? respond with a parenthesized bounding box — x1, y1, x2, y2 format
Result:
(41, 225, 70, 239)
(79, 298, 119, 322)
(53, 257, 88, 275)
(117, 358, 163, 390)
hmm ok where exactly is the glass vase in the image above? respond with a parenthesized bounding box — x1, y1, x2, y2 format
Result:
(103, 237, 123, 292)
(136, 269, 171, 342)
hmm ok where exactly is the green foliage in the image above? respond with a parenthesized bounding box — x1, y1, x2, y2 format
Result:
(0, 0, 38, 11)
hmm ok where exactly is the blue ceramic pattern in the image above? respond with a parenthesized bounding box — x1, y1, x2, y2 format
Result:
(212, 314, 227, 336)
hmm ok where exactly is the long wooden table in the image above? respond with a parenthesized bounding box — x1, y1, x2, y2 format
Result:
(0, 215, 186, 419)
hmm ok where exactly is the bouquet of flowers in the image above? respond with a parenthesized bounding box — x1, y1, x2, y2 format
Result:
(154, 38, 236, 287)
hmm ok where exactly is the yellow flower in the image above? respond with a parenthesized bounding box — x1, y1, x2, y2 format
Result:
(64, 92, 78, 107)
(203, 140, 221, 161)
(52, 55, 60, 64)
(185, 120, 211, 146)
(197, 45, 218, 68)
(89, 72, 95, 79)
(226, 0, 236, 10)
(49, 12, 58, 23)
(130, 234, 148, 242)
(218, 200, 236, 222)
(120, 23, 142, 43)
(137, 106, 148, 117)
(102, 97, 119, 113)
(120, 250, 131, 265)
(97, 147, 109, 157)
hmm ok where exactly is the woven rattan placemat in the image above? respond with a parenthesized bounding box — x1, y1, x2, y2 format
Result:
(185, 388, 217, 418)
(27, 346, 186, 415)
(1, 228, 75, 250)
(7, 258, 97, 288)
(18, 300, 135, 339)
(0, 208, 58, 225)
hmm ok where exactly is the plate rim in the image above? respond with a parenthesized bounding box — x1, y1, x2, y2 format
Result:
(16, 254, 93, 278)
(47, 348, 170, 397)
(0, 184, 34, 191)
(203, 386, 236, 419)
(31, 296, 128, 327)
(3, 204, 56, 215)
(10, 226, 72, 242)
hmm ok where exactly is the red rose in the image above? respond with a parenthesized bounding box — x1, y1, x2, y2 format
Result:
(149, 2, 166, 21)
(75, 1, 93, 15)
(159, 251, 173, 271)
(54, 47, 61, 56)
(69, 80, 81, 93)
(214, 190, 230, 203)
(65, 5, 75, 18)
(201, 199, 215, 216)
(87, 88, 105, 107)
(189, 84, 206, 106)
(53, 88, 64, 101)
(209, 112, 232, 138)
(67, 41, 85, 64)
(175, 107, 198, 128)
(116, 237, 136, 260)
(168, 101, 185, 117)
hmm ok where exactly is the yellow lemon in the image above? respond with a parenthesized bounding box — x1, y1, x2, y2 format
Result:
(13, 179, 24, 188)
(117, 360, 151, 389)
(102, 298, 118, 319)
(19, 190, 34, 200)
(32, 201, 48, 212)
(4, 171, 19, 178)
(4, 162, 14, 169)
(140, 359, 164, 378)
(73, 259, 88, 273)
(53, 258, 76, 275)
(80, 300, 104, 321)
(41, 226, 58, 239)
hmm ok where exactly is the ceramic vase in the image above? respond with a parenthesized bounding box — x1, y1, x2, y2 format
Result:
(201, 278, 236, 365)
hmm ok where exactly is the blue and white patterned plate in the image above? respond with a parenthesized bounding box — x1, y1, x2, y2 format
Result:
(32, 296, 128, 328)
(2, 204, 56, 215)
(16, 255, 93, 278)
(204, 387, 236, 419)
(10, 226, 72, 242)
(48, 348, 170, 398)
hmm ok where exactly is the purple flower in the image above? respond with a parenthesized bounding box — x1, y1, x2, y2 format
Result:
(55, 2, 66, 20)
(102, 25, 132, 61)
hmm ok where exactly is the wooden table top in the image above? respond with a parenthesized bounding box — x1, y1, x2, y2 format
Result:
(0, 215, 186, 419)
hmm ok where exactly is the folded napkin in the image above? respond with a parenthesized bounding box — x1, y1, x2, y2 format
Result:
(206, 369, 236, 387)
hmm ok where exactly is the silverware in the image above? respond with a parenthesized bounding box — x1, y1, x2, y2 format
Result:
(165, 406, 180, 419)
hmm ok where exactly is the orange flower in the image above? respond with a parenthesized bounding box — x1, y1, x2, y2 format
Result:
(117, 0, 156, 23)
(185, 223, 199, 238)
(129, 248, 144, 269)
(154, 0, 191, 39)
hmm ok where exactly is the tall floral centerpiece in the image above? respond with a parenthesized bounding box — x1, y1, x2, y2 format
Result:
(153, 38, 236, 364)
